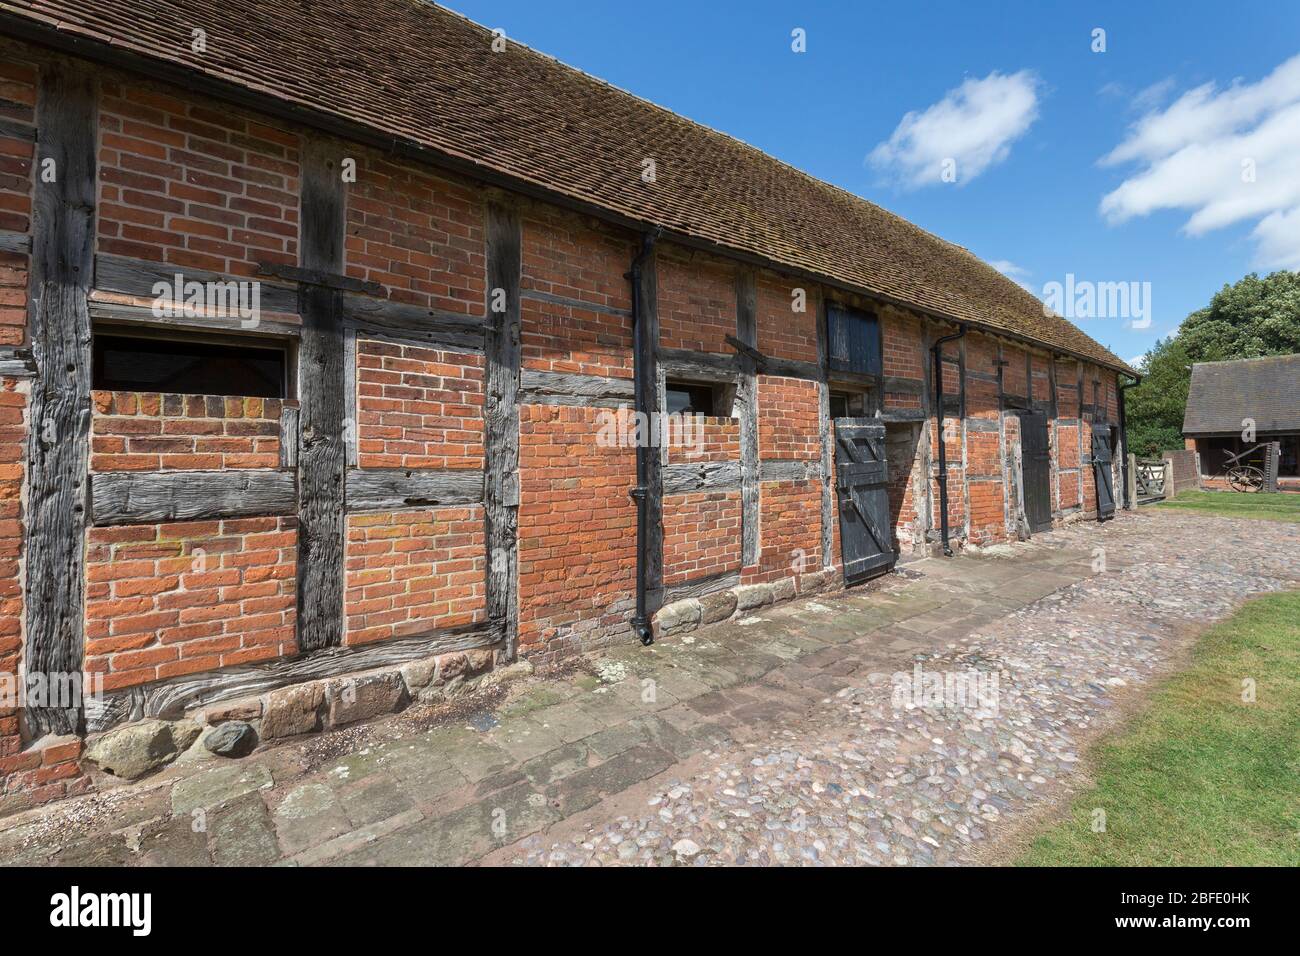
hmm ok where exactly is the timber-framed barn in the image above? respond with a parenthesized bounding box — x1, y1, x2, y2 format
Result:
(0, 0, 1135, 808)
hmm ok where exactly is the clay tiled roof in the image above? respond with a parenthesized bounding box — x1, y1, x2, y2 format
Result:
(0, 0, 1134, 373)
(1183, 355, 1300, 435)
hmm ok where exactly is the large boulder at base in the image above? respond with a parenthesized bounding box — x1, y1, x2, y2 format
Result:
(204, 721, 258, 758)
(84, 718, 199, 780)
(261, 682, 325, 740)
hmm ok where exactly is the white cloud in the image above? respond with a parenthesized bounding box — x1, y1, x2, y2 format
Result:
(868, 71, 1040, 188)
(1100, 54, 1300, 270)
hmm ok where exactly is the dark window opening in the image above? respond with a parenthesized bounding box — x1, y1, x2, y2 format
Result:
(93, 333, 288, 399)
(830, 391, 867, 419)
(666, 381, 719, 417)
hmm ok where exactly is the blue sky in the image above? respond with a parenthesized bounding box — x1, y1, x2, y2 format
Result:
(446, 1, 1300, 366)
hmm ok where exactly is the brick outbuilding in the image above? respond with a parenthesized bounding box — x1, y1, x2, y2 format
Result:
(0, 0, 1135, 808)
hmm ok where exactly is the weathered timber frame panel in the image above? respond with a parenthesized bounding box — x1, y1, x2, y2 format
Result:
(735, 269, 760, 567)
(484, 200, 522, 659)
(296, 136, 347, 652)
(636, 244, 664, 611)
(22, 62, 97, 737)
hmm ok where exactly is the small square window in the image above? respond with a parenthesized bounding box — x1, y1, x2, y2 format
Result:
(93, 332, 288, 398)
(830, 391, 867, 418)
(666, 381, 718, 417)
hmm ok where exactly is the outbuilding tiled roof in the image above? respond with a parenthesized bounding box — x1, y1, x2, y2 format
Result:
(1183, 355, 1300, 435)
(0, 0, 1134, 373)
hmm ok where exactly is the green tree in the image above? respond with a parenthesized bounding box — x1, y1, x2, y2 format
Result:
(1125, 270, 1300, 456)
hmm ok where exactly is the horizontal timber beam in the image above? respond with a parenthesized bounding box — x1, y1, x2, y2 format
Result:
(90, 469, 297, 525)
(662, 459, 743, 494)
(346, 468, 485, 511)
(94, 253, 299, 315)
(518, 368, 633, 407)
(85, 619, 505, 732)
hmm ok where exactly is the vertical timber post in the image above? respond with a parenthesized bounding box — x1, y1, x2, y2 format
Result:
(23, 63, 97, 737)
(295, 136, 346, 651)
(484, 200, 521, 660)
(816, 292, 833, 568)
(735, 268, 761, 569)
(635, 241, 663, 615)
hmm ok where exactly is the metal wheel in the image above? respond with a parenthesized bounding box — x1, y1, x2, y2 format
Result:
(1227, 465, 1265, 493)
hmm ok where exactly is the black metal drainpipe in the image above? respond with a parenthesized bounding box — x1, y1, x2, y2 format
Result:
(1118, 374, 1142, 510)
(931, 324, 967, 557)
(627, 230, 660, 646)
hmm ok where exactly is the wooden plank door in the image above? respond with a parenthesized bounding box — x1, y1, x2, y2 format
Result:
(1021, 411, 1053, 532)
(1091, 422, 1116, 520)
(834, 421, 895, 583)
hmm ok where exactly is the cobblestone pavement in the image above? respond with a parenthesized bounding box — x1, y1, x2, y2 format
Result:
(1, 509, 1295, 866)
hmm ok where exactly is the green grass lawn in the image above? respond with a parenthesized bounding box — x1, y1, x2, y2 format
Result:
(1156, 490, 1300, 523)
(1018, 590, 1300, 866)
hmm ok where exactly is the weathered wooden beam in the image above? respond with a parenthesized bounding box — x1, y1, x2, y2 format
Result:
(518, 368, 633, 407)
(296, 136, 348, 653)
(658, 346, 740, 383)
(662, 459, 743, 494)
(662, 569, 741, 604)
(735, 269, 761, 567)
(279, 405, 300, 468)
(345, 467, 485, 511)
(0, 346, 35, 378)
(256, 260, 383, 296)
(883, 375, 924, 394)
(23, 63, 96, 737)
(87, 299, 301, 338)
(880, 408, 927, 423)
(636, 243, 664, 611)
(816, 293, 834, 568)
(85, 620, 504, 732)
(0, 229, 30, 255)
(342, 293, 486, 352)
(484, 201, 522, 659)
(91, 470, 297, 525)
(94, 253, 299, 315)
(763, 356, 823, 381)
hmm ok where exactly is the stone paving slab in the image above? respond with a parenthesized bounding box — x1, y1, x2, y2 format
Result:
(1, 509, 1295, 867)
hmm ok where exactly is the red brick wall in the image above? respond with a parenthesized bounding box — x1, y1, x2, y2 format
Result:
(521, 208, 632, 378)
(0, 55, 33, 347)
(343, 507, 486, 646)
(756, 274, 818, 362)
(344, 152, 485, 314)
(658, 254, 735, 353)
(97, 81, 299, 277)
(750, 479, 821, 582)
(758, 376, 820, 459)
(663, 491, 741, 585)
(517, 405, 635, 660)
(1002, 344, 1028, 398)
(355, 340, 484, 469)
(90, 391, 284, 471)
(882, 307, 926, 381)
(0, 378, 25, 769)
(665, 416, 739, 464)
(84, 518, 297, 691)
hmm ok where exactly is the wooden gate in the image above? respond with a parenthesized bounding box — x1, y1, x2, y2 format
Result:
(1091, 423, 1116, 519)
(834, 421, 896, 583)
(1020, 411, 1052, 532)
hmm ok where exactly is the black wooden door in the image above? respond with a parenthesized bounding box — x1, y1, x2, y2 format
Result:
(835, 421, 895, 582)
(1021, 411, 1052, 533)
(1091, 423, 1115, 520)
